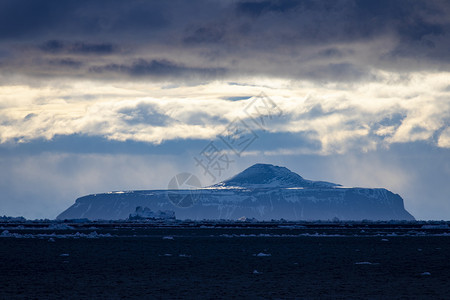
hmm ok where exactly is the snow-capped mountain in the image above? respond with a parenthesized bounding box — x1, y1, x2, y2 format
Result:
(209, 163, 340, 189)
(57, 163, 415, 221)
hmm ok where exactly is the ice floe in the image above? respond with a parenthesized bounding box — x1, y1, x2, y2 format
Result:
(0, 230, 113, 239)
(254, 253, 271, 257)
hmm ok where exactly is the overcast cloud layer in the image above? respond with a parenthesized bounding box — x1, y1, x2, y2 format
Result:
(0, 0, 449, 219)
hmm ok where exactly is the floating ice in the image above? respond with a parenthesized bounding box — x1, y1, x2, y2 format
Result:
(128, 207, 175, 221)
(254, 253, 271, 257)
(0, 216, 26, 222)
(421, 224, 449, 229)
(48, 223, 74, 230)
(0, 231, 114, 239)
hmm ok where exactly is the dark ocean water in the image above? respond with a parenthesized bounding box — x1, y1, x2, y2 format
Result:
(1, 224, 449, 299)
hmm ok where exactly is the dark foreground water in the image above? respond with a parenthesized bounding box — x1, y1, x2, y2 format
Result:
(1, 224, 450, 299)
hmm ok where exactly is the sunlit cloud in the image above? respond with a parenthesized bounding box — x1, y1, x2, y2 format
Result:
(1, 71, 449, 154)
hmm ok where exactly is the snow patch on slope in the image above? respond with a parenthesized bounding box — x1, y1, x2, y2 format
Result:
(209, 164, 340, 189)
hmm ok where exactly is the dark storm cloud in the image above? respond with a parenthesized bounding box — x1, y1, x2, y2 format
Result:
(304, 63, 376, 83)
(184, 26, 225, 44)
(0, 0, 449, 81)
(0, 0, 74, 39)
(41, 40, 116, 55)
(235, 0, 387, 41)
(48, 58, 83, 69)
(40, 40, 65, 53)
(233, 0, 450, 59)
(89, 59, 227, 79)
(0, 0, 168, 40)
(316, 48, 349, 59)
(236, 0, 302, 16)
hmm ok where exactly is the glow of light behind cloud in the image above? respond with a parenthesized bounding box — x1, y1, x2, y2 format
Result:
(1, 71, 449, 154)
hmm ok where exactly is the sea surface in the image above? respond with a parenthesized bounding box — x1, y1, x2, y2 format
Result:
(1, 221, 449, 299)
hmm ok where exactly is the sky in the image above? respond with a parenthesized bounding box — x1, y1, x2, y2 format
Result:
(0, 0, 449, 220)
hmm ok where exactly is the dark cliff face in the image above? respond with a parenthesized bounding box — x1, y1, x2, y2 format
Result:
(57, 164, 415, 221)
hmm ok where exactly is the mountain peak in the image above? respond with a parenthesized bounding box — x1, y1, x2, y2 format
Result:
(57, 162, 414, 221)
(210, 163, 339, 189)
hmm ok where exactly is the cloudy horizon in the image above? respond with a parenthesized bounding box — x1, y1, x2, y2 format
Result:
(1, 0, 449, 220)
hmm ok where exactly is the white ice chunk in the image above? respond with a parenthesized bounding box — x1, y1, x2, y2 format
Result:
(254, 252, 271, 257)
